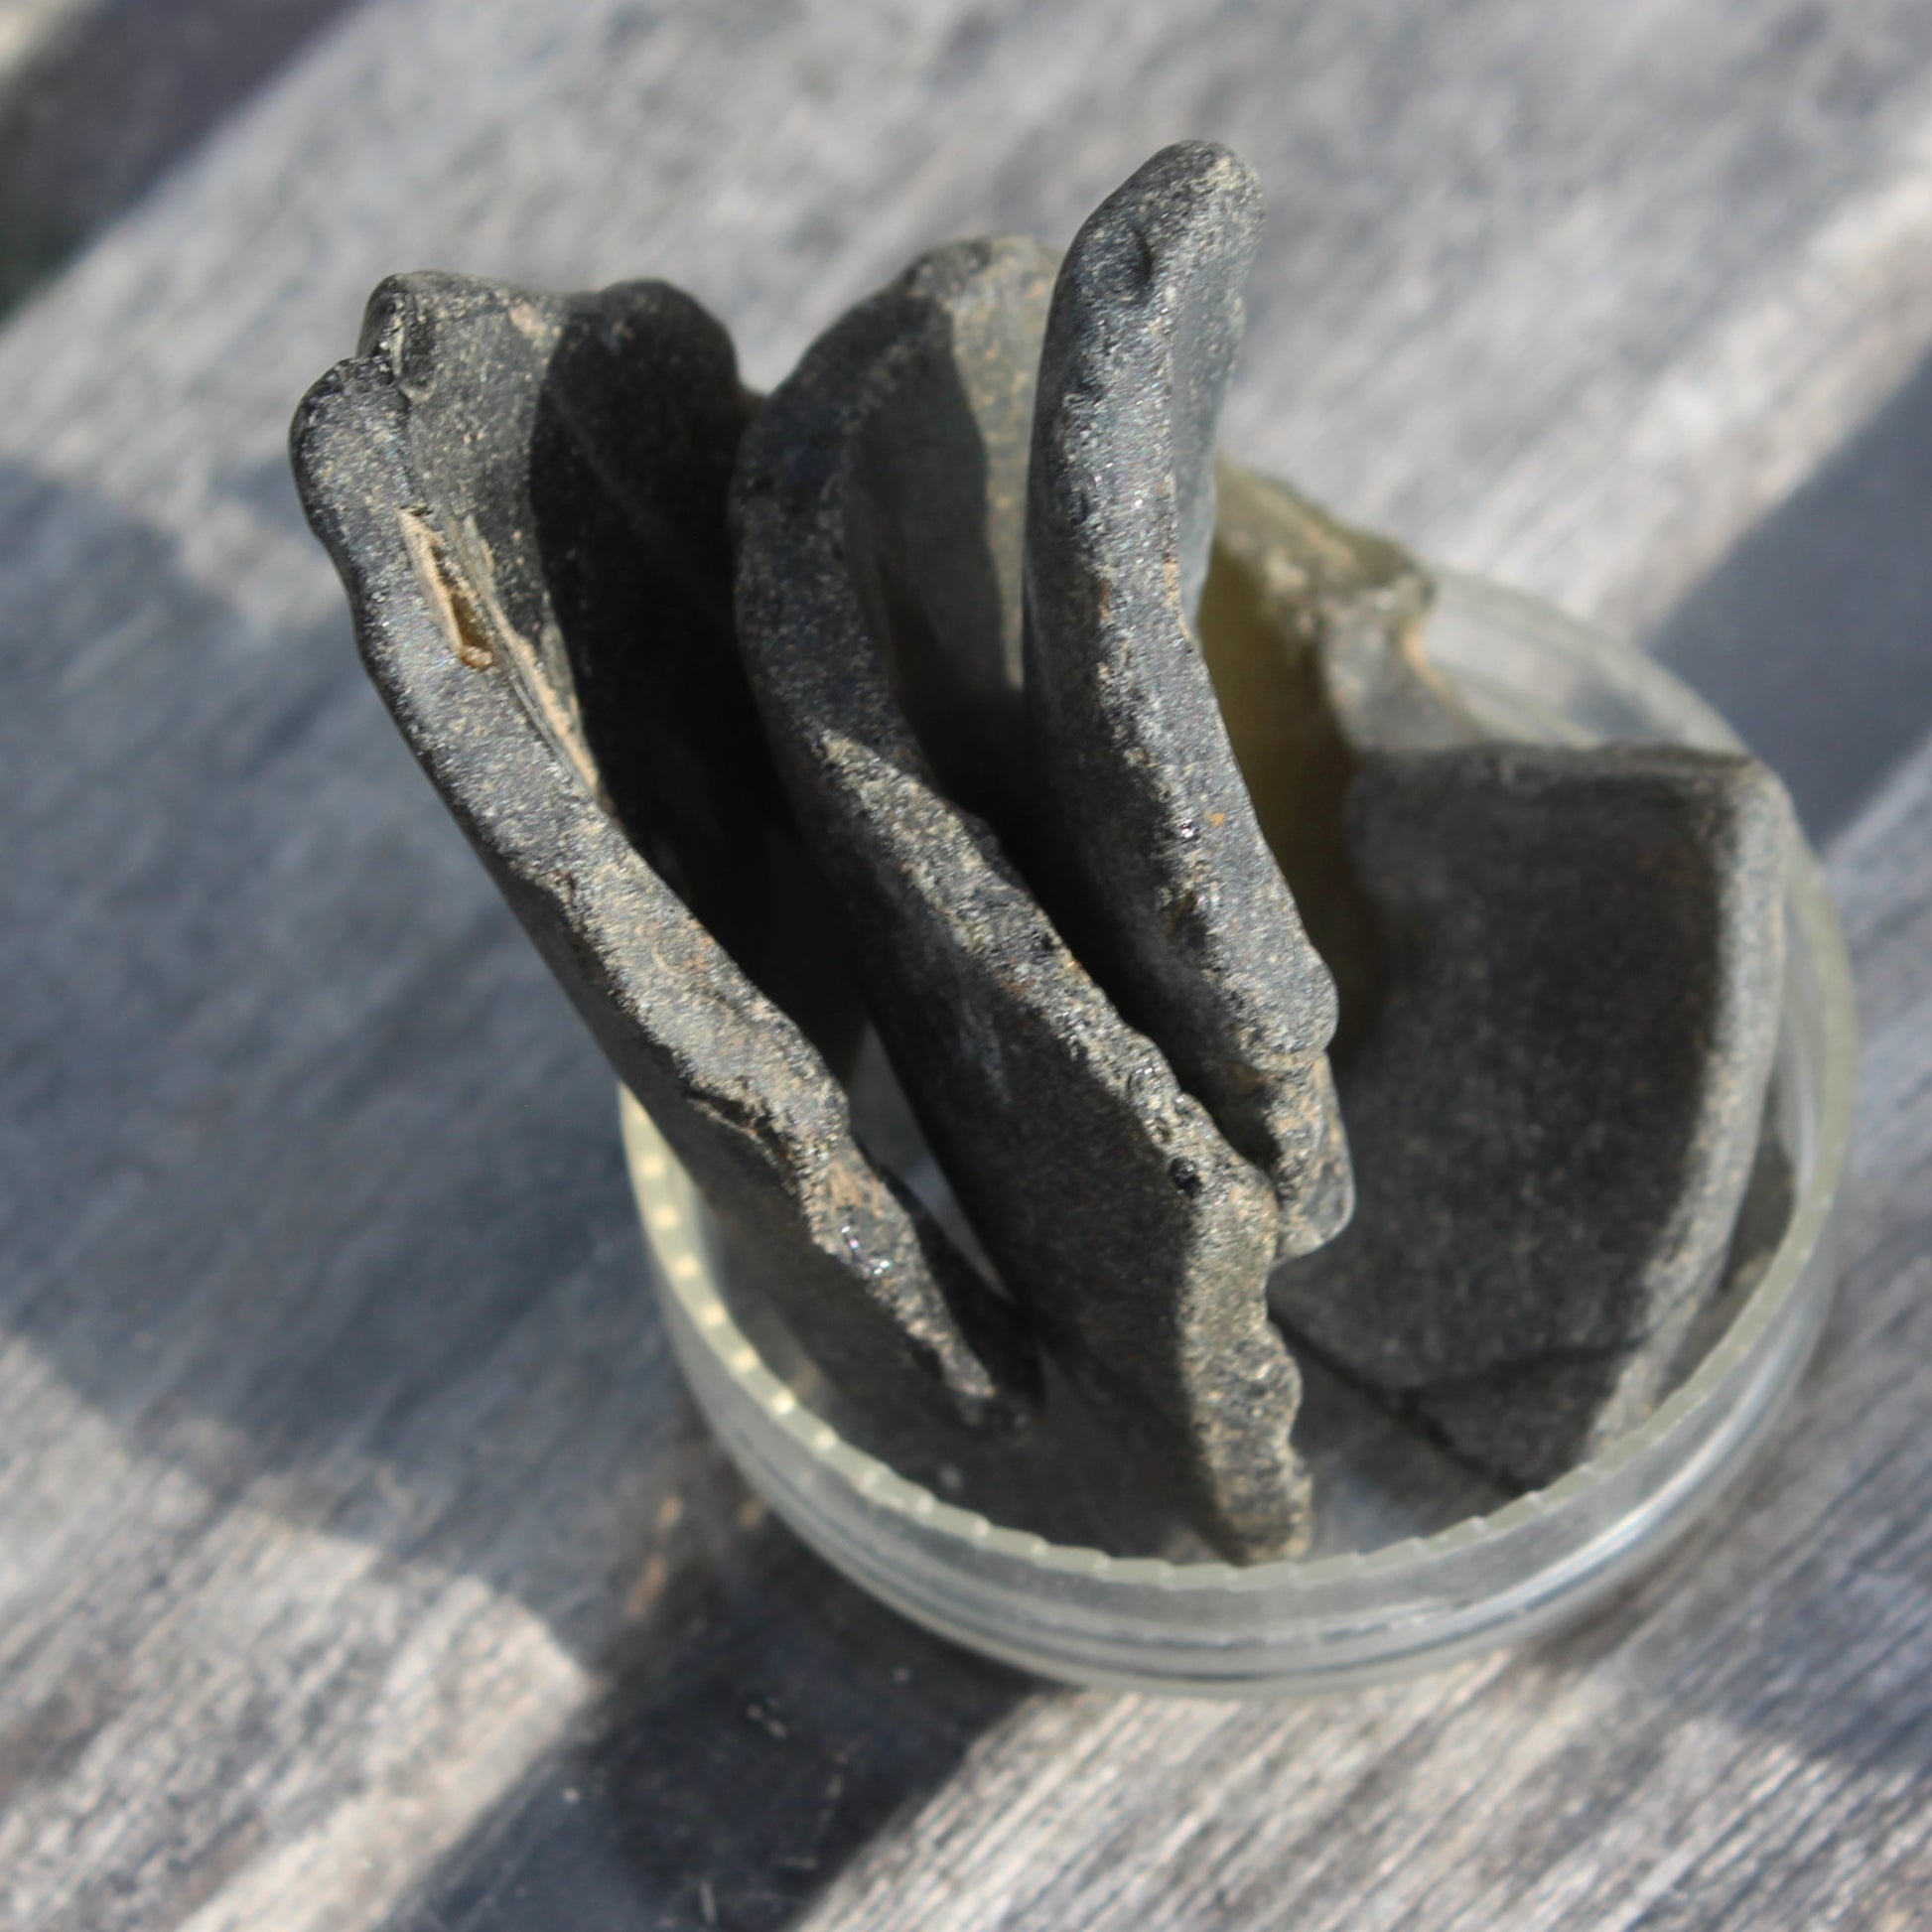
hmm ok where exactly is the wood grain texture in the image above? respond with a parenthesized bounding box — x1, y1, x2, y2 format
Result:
(0, 0, 361, 310)
(3, 2, 1932, 1928)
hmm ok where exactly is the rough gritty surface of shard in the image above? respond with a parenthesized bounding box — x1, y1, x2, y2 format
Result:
(1270, 742, 1792, 1487)
(733, 236, 1312, 1561)
(1207, 471, 1795, 1484)
(1025, 144, 1350, 1259)
(291, 272, 1037, 1443)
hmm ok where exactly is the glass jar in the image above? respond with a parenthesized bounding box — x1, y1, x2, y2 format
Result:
(622, 565, 1856, 1695)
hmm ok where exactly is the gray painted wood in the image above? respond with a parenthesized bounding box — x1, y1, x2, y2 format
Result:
(3, 2, 1932, 1928)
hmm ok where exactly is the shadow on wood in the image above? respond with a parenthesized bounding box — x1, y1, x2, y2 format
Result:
(0, 453, 1036, 1928)
(385, 1517, 1030, 1932)
(0, 0, 365, 312)
(1651, 341, 1932, 843)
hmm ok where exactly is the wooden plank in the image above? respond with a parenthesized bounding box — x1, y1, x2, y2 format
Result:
(3, 2, 1932, 1928)
(0, 0, 361, 310)
(1651, 349, 1932, 841)
(0, 1, 99, 80)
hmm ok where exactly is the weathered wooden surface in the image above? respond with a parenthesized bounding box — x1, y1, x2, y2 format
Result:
(4, 2, 1932, 1928)
(0, 0, 358, 308)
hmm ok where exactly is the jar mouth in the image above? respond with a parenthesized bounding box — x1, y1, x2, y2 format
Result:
(623, 566, 1857, 1693)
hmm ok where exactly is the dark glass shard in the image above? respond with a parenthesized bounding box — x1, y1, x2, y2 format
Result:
(733, 236, 1310, 1561)
(1271, 743, 1791, 1486)
(1024, 143, 1350, 1260)
(292, 272, 1037, 1443)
